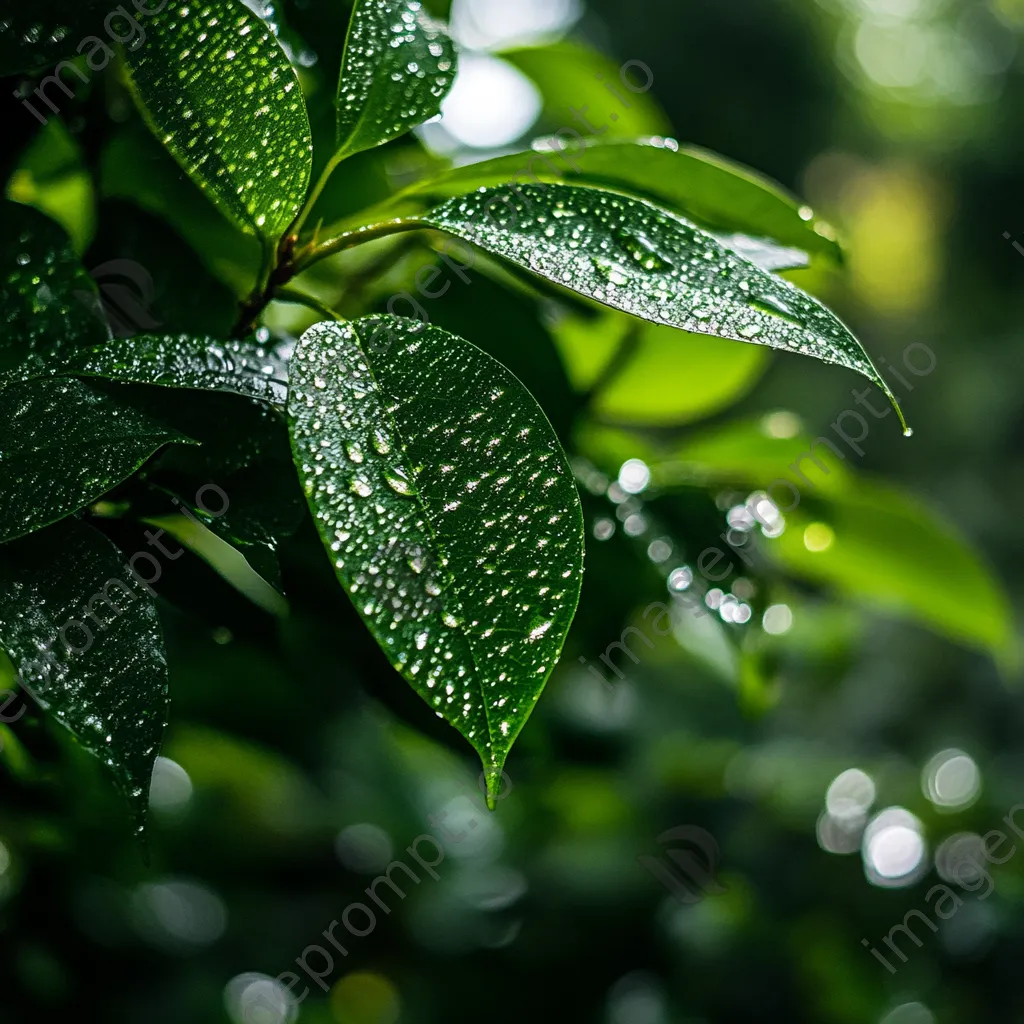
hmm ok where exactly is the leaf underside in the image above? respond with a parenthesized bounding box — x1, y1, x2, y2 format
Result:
(0, 518, 170, 830)
(287, 316, 583, 796)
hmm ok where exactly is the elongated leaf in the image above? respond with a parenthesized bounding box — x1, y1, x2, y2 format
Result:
(0, 378, 193, 544)
(124, 0, 312, 243)
(63, 332, 290, 408)
(0, 2, 107, 74)
(768, 482, 1016, 671)
(287, 316, 583, 798)
(334, 0, 457, 160)
(421, 183, 904, 424)
(0, 518, 170, 829)
(406, 138, 840, 262)
(0, 200, 108, 387)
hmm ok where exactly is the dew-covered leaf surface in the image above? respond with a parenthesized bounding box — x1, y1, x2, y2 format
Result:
(64, 333, 290, 408)
(334, 0, 457, 160)
(0, 201, 108, 387)
(124, 0, 312, 243)
(287, 316, 583, 797)
(0, 378, 193, 544)
(422, 184, 904, 423)
(406, 138, 840, 262)
(0, 517, 170, 830)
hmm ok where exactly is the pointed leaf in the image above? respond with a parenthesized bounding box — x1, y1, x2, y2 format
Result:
(0, 200, 108, 387)
(0, 518, 170, 829)
(0, 378, 193, 544)
(287, 316, 583, 796)
(421, 183, 904, 425)
(334, 0, 457, 160)
(63, 332, 290, 408)
(124, 0, 312, 243)
(405, 138, 841, 262)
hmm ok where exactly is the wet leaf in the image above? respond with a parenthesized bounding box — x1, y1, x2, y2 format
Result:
(0, 517, 170, 830)
(0, 200, 108, 388)
(334, 0, 457, 160)
(0, 377, 193, 544)
(63, 332, 290, 408)
(421, 184, 905, 425)
(287, 316, 583, 799)
(406, 138, 840, 262)
(124, 0, 312, 244)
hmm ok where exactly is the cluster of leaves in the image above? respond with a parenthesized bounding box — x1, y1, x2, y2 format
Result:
(0, 0, 1009, 827)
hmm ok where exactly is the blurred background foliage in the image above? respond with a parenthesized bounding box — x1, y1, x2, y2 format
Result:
(3, 0, 1024, 1021)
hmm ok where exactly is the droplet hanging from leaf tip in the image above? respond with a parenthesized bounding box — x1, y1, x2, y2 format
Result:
(483, 762, 503, 811)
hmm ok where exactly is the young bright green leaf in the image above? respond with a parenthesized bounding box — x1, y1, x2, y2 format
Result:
(421, 183, 905, 426)
(287, 316, 584, 799)
(768, 481, 1016, 672)
(123, 0, 312, 243)
(0, 200, 108, 387)
(334, 0, 457, 161)
(64, 332, 290, 408)
(551, 311, 769, 426)
(406, 138, 840, 262)
(0, 517, 170, 830)
(0, 378, 193, 544)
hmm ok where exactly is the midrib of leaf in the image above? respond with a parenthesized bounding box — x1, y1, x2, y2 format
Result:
(342, 324, 505, 785)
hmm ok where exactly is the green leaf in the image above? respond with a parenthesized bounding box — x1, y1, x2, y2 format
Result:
(334, 0, 457, 161)
(0, 3, 107, 74)
(287, 315, 584, 799)
(501, 43, 669, 140)
(124, 0, 312, 244)
(768, 481, 1016, 671)
(403, 138, 839, 262)
(63, 332, 290, 408)
(636, 417, 1014, 668)
(0, 200, 108, 387)
(421, 183, 905, 426)
(0, 377, 193, 544)
(0, 517, 170, 829)
(551, 310, 769, 426)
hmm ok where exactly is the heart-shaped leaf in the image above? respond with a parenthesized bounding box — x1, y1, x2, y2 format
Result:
(421, 183, 906, 428)
(334, 0, 457, 161)
(124, 0, 312, 244)
(0, 200, 108, 387)
(0, 377, 193, 544)
(0, 518, 170, 830)
(287, 316, 583, 799)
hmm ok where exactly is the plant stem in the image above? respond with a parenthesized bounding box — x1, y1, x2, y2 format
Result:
(275, 288, 345, 322)
(289, 151, 346, 240)
(293, 217, 427, 274)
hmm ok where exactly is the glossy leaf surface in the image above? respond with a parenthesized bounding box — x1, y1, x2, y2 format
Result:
(0, 378, 192, 543)
(0, 518, 170, 828)
(124, 0, 312, 243)
(422, 184, 903, 423)
(287, 316, 583, 797)
(334, 0, 457, 160)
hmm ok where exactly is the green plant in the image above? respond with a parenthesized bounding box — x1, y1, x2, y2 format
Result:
(0, 0, 1009, 831)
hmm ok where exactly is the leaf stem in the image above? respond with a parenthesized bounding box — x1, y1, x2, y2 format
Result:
(290, 151, 347, 240)
(275, 288, 345, 322)
(292, 217, 427, 274)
